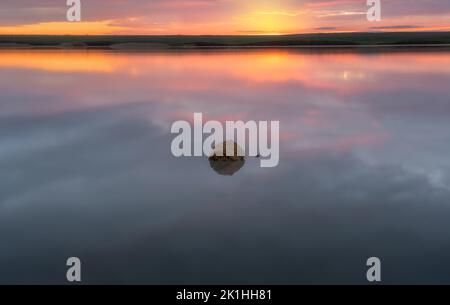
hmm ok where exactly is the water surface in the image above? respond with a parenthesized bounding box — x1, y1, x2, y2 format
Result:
(1, 49, 450, 284)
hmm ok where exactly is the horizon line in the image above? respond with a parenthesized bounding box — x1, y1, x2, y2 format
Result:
(1, 30, 450, 37)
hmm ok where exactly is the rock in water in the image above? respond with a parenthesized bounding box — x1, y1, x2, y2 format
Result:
(208, 141, 245, 176)
(208, 141, 245, 161)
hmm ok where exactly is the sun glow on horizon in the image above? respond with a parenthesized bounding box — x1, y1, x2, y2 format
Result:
(0, 1, 449, 35)
(234, 10, 308, 35)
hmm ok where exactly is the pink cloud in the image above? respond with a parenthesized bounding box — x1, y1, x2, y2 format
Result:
(1, 0, 450, 34)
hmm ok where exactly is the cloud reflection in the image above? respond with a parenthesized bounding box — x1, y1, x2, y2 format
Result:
(1, 49, 450, 283)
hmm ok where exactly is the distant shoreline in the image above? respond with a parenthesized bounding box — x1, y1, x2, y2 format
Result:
(2, 44, 450, 51)
(1, 32, 450, 50)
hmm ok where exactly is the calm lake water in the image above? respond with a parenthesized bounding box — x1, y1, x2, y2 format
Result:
(1, 49, 450, 284)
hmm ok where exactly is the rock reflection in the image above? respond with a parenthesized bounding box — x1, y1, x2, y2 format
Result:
(209, 159, 246, 176)
(209, 141, 246, 176)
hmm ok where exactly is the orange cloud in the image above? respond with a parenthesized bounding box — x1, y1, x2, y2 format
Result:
(0, 0, 450, 34)
(0, 21, 126, 35)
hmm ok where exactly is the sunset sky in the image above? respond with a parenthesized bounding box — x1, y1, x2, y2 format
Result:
(1, 0, 450, 35)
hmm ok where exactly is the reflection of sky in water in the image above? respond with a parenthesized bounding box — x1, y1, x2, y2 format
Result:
(1, 50, 450, 284)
